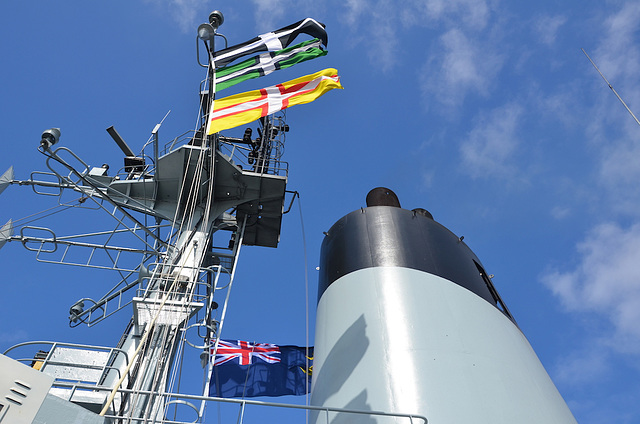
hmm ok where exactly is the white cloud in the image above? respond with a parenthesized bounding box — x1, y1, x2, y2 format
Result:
(541, 221, 640, 354)
(583, 3, 640, 216)
(420, 28, 504, 109)
(598, 137, 640, 214)
(343, 0, 367, 27)
(250, 0, 289, 31)
(440, 29, 486, 89)
(421, 169, 434, 188)
(550, 206, 571, 220)
(336, 0, 400, 73)
(145, 0, 211, 32)
(172, 0, 207, 31)
(459, 102, 522, 179)
(368, 5, 400, 73)
(340, 0, 496, 75)
(0, 329, 28, 344)
(553, 346, 609, 385)
(533, 14, 567, 46)
(594, 2, 640, 82)
(401, 0, 490, 30)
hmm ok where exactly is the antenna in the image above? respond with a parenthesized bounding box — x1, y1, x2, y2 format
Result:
(106, 125, 136, 157)
(582, 48, 640, 128)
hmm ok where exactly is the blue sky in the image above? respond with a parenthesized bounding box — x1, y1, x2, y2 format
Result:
(2, 1, 640, 423)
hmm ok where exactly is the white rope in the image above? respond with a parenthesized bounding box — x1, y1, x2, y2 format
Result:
(296, 194, 312, 417)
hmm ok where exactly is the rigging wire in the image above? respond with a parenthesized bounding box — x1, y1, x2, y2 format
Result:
(165, 152, 215, 410)
(296, 193, 312, 412)
(99, 234, 203, 417)
(155, 61, 220, 420)
(101, 61, 216, 419)
(150, 154, 208, 418)
(9, 201, 77, 228)
(205, 193, 310, 423)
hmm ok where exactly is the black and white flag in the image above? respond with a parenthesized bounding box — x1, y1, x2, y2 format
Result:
(212, 18, 327, 68)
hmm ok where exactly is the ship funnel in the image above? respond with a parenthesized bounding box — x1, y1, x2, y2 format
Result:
(365, 187, 401, 207)
(311, 189, 578, 424)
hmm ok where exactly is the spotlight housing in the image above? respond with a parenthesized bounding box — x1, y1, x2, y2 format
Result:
(208, 10, 224, 30)
(40, 128, 61, 149)
(197, 23, 215, 42)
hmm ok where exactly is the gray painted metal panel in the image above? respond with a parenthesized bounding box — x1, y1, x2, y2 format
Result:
(132, 297, 203, 327)
(42, 348, 110, 382)
(0, 354, 53, 424)
(311, 267, 577, 424)
(33, 393, 107, 424)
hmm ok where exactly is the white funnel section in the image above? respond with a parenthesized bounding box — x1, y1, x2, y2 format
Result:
(311, 203, 577, 423)
(312, 267, 577, 423)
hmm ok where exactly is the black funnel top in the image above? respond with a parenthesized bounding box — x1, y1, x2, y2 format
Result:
(366, 187, 401, 208)
(318, 190, 514, 322)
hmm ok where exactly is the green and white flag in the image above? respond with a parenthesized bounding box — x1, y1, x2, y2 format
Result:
(215, 38, 327, 91)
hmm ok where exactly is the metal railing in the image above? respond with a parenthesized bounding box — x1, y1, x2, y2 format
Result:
(3, 341, 130, 384)
(49, 382, 429, 424)
(217, 140, 289, 178)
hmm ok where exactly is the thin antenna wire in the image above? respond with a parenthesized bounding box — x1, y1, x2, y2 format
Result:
(582, 48, 640, 127)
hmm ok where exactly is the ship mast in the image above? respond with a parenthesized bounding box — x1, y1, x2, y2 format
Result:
(1, 9, 290, 423)
(100, 15, 226, 419)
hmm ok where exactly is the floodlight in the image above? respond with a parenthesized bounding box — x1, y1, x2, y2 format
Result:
(40, 128, 60, 149)
(208, 10, 224, 30)
(197, 23, 215, 42)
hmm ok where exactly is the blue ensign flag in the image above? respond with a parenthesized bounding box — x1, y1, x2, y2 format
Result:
(209, 340, 313, 398)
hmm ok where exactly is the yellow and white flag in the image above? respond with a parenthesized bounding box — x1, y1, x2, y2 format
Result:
(206, 68, 342, 135)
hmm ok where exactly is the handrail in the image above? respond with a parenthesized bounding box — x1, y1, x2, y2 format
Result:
(3, 341, 130, 366)
(3, 341, 130, 385)
(50, 381, 429, 424)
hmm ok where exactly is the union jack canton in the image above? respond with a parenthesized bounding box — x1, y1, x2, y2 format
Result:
(211, 340, 281, 366)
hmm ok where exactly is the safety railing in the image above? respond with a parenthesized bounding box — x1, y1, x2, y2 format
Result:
(49, 381, 429, 424)
(3, 341, 129, 380)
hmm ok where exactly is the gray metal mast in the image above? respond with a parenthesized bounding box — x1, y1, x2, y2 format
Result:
(0, 10, 290, 423)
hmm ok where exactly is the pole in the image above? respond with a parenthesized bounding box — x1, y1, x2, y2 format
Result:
(582, 48, 640, 128)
